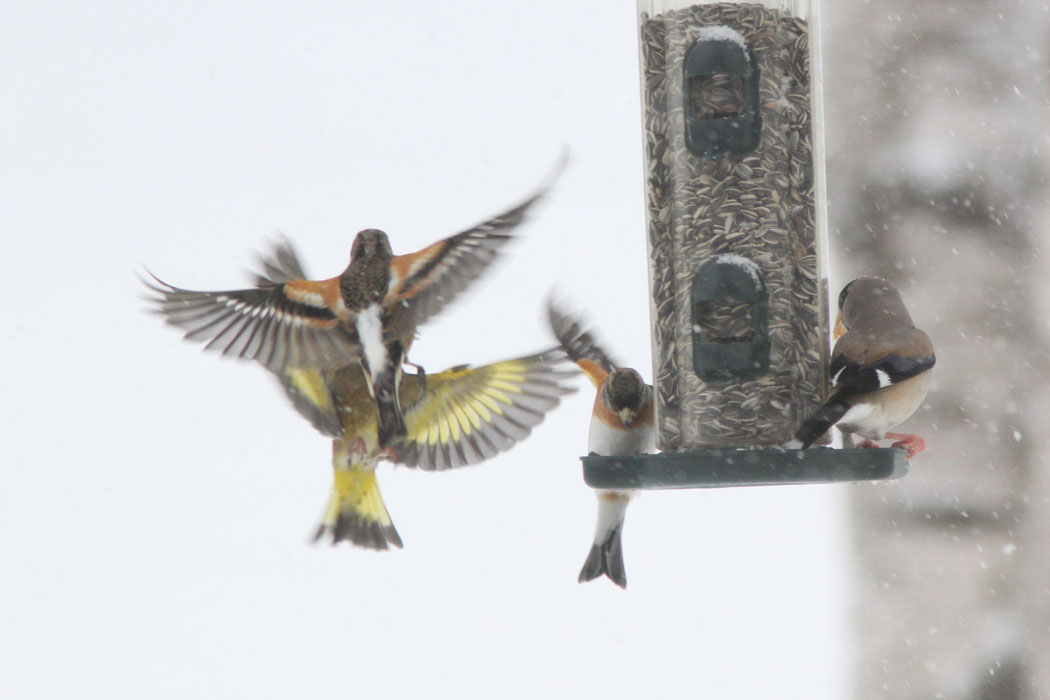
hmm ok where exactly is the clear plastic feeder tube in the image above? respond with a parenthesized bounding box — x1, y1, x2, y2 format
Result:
(638, 0, 830, 450)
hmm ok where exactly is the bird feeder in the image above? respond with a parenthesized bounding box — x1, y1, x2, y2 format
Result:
(583, 0, 907, 489)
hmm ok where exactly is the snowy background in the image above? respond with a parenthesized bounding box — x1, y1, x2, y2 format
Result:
(15, 0, 1035, 697)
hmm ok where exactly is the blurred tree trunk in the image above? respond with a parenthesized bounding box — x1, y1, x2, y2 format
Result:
(822, 1, 1050, 698)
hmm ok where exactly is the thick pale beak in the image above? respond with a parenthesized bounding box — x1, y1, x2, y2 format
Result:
(833, 311, 847, 340)
(618, 408, 635, 428)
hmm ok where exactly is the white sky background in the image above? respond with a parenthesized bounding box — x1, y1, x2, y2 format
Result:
(0, 3, 848, 698)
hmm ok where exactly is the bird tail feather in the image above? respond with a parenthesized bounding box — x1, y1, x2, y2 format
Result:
(579, 495, 629, 588)
(578, 523, 627, 588)
(313, 457, 403, 550)
(795, 397, 850, 448)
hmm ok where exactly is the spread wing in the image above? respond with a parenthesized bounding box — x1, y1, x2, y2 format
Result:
(546, 300, 619, 388)
(144, 273, 362, 371)
(383, 183, 551, 338)
(251, 236, 309, 286)
(248, 240, 361, 408)
(829, 352, 936, 395)
(394, 349, 576, 470)
(276, 367, 344, 438)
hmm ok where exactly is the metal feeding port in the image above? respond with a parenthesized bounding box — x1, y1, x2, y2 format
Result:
(580, 0, 906, 489)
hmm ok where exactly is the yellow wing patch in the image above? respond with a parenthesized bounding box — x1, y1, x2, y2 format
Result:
(287, 368, 332, 413)
(394, 350, 575, 471)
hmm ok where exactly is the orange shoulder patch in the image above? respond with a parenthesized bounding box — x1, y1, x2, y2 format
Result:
(284, 277, 340, 308)
(577, 358, 609, 389)
(388, 240, 445, 297)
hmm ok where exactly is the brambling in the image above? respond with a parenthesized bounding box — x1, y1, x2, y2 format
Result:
(144, 181, 550, 447)
(548, 301, 655, 589)
(796, 277, 935, 457)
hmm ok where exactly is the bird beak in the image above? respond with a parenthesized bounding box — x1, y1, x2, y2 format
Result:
(833, 311, 847, 340)
(618, 408, 635, 427)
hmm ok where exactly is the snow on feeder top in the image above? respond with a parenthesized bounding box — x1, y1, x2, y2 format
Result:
(638, 0, 831, 451)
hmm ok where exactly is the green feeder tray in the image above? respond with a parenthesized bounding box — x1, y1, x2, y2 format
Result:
(581, 447, 908, 490)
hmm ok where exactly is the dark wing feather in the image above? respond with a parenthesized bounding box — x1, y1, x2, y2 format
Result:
(252, 237, 309, 285)
(393, 349, 576, 471)
(144, 274, 360, 371)
(275, 367, 343, 437)
(830, 353, 936, 395)
(383, 185, 550, 337)
(546, 300, 619, 388)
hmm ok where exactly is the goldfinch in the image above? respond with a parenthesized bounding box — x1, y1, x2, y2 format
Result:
(287, 350, 575, 548)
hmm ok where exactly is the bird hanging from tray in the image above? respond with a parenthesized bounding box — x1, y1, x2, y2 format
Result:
(222, 238, 577, 549)
(795, 276, 935, 457)
(548, 301, 656, 589)
(144, 176, 554, 448)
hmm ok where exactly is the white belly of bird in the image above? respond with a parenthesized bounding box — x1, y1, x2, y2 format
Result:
(588, 415, 655, 456)
(354, 305, 387, 377)
(593, 491, 630, 540)
(838, 373, 931, 440)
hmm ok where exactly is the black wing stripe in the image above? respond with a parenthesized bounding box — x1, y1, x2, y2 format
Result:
(149, 278, 338, 348)
(385, 188, 546, 338)
(830, 353, 935, 394)
(400, 232, 509, 306)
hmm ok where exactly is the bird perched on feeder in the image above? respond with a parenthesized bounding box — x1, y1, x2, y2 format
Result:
(249, 238, 577, 549)
(548, 301, 655, 589)
(144, 179, 553, 448)
(795, 276, 935, 457)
